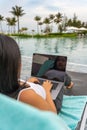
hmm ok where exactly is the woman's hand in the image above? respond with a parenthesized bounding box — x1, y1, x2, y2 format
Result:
(42, 80, 53, 92)
(27, 77, 40, 84)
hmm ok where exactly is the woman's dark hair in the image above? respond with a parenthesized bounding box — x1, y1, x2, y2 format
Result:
(0, 34, 21, 94)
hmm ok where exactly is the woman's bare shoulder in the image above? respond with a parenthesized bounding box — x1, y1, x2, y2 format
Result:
(18, 88, 53, 112)
(18, 89, 37, 102)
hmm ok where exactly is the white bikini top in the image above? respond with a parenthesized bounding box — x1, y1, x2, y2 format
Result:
(17, 81, 46, 100)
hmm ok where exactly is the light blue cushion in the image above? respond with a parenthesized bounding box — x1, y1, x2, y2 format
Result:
(0, 94, 70, 130)
(59, 95, 87, 130)
(0, 94, 87, 130)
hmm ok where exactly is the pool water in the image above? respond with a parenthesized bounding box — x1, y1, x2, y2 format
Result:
(13, 37, 87, 79)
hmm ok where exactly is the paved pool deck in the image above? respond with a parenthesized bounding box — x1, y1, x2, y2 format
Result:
(64, 71, 87, 95)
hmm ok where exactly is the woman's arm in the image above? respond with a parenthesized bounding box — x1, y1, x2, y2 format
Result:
(19, 77, 40, 87)
(42, 80, 57, 113)
(27, 77, 40, 83)
(18, 89, 57, 113)
(19, 78, 57, 113)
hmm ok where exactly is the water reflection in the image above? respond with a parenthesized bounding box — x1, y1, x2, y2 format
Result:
(14, 37, 87, 65)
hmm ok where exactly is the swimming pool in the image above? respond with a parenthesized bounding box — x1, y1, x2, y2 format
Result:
(14, 37, 87, 79)
(15, 37, 87, 65)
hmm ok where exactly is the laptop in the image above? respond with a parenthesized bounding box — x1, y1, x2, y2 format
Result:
(30, 53, 67, 100)
(76, 102, 87, 130)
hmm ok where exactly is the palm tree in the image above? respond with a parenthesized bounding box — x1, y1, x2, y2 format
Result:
(10, 5, 25, 33)
(62, 15, 68, 31)
(6, 17, 10, 34)
(38, 22, 43, 34)
(54, 12, 62, 32)
(19, 27, 28, 33)
(31, 29, 35, 37)
(34, 16, 41, 34)
(67, 19, 73, 26)
(72, 13, 78, 27)
(49, 14, 55, 21)
(49, 14, 55, 32)
(0, 15, 4, 32)
(11, 17, 17, 33)
(58, 24, 63, 33)
(43, 17, 51, 35)
(6, 17, 17, 34)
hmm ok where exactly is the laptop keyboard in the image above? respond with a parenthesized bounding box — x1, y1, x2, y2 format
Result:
(37, 78, 58, 90)
(51, 82, 59, 90)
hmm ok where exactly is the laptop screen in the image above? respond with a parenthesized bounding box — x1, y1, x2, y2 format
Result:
(31, 53, 67, 82)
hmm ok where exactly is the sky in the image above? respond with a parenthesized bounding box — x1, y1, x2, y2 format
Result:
(0, 0, 87, 33)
